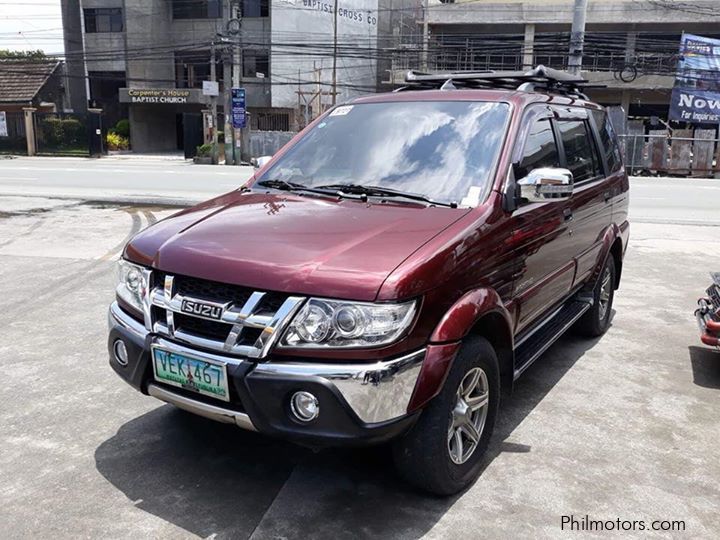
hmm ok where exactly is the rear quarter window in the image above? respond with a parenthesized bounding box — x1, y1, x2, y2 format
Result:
(591, 109, 623, 174)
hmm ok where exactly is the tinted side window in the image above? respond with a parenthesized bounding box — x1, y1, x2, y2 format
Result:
(557, 120, 600, 182)
(591, 110, 622, 173)
(514, 118, 560, 180)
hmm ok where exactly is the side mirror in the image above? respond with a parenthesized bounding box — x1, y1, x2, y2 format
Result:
(252, 155, 272, 169)
(517, 167, 573, 203)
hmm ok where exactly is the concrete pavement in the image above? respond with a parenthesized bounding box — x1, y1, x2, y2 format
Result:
(0, 195, 719, 538)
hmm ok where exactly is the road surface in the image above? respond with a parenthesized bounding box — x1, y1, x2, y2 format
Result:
(0, 192, 718, 538)
(0, 157, 718, 225)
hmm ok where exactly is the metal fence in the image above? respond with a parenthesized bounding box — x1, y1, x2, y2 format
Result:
(619, 129, 719, 176)
(244, 130, 296, 162)
(0, 111, 26, 154)
(34, 112, 90, 156)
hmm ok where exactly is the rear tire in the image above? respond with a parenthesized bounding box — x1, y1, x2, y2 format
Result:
(574, 253, 616, 337)
(392, 336, 500, 496)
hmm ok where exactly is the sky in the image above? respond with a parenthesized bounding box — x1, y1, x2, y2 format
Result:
(0, 0, 64, 55)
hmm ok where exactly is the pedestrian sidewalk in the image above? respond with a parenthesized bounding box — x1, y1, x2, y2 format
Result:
(104, 151, 187, 161)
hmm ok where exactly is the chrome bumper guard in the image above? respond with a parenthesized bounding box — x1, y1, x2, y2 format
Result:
(148, 383, 257, 431)
(109, 302, 426, 426)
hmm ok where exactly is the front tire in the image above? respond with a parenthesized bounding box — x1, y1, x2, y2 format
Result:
(574, 252, 616, 337)
(392, 336, 500, 495)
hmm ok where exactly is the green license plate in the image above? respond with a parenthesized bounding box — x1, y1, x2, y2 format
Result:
(152, 347, 230, 402)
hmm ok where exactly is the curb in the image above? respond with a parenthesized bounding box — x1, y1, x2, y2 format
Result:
(0, 192, 200, 208)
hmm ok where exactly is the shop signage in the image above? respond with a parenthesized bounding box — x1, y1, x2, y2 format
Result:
(231, 88, 246, 129)
(669, 34, 720, 123)
(119, 88, 210, 105)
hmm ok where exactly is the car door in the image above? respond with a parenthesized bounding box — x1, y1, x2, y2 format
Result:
(509, 106, 577, 334)
(553, 107, 612, 288)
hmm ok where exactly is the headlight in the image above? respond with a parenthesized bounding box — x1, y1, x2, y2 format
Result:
(281, 298, 416, 348)
(116, 259, 150, 316)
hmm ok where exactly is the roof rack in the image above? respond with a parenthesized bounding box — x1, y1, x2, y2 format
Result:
(396, 65, 604, 100)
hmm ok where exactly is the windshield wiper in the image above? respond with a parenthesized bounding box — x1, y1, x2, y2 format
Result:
(255, 179, 341, 198)
(314, 183, 458, 208)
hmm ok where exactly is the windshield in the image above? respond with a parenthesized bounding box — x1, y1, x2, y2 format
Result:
(256, 101, 510, 206)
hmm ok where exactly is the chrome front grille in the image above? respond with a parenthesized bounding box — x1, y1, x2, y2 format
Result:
(145, 272, 305, 358)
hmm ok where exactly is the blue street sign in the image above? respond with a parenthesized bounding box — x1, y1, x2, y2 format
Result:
(231, 87, 246, 129)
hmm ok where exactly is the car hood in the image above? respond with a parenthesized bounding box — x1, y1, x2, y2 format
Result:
(125, 190, 470, 301)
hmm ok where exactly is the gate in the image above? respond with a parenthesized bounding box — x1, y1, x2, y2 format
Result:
(33, 112, 92, 156)
(0, 111, 27, 155)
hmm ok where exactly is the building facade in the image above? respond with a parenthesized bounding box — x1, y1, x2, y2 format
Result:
(388, 0, 720, 124)
(61, 0, 420, 153)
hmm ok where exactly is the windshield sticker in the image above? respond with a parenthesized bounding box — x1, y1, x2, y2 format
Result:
(330, 105, 353, 117)
(317, 122, 327, 129)
(460, 186, 482, 207)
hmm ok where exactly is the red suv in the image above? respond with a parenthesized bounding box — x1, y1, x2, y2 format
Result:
(109, 67, 629, 495)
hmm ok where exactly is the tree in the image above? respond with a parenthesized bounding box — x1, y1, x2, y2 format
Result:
(0, 49, 48, 60)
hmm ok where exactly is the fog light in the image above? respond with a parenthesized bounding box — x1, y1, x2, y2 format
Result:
(290, 391, 319, 422)
(113, 339, 129, 366)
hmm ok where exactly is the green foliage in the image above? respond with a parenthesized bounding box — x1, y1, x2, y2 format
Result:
(113, 119, 130, 138)
(0, 49, 47, 60)
(39, 117, 85, 149)
(196, 143, 213, 157)
(106, 132, 129, 151)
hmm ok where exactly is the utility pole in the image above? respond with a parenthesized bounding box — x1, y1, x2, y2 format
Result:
(223, 1, 233, 164)
(421, 0, 429, 71)
(232, 0, 243, 164)
(567, 0, 588, 75)
(332, 0, 338, 105)
(210, 42, 219, 163)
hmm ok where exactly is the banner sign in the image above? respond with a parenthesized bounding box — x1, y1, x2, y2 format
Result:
(669, 33, 720, 123)
(231, 88, 246, 129)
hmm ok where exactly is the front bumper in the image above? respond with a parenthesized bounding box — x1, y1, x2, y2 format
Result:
(108, 302, 427, 446)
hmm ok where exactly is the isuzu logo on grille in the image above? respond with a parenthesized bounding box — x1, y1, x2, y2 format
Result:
(180, 299, 224, 320)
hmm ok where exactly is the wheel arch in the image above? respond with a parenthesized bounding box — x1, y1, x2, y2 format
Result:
(586, 225, 625, 293)
(408, 288, 515, 412)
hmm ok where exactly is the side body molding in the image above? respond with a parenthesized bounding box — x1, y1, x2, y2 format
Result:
(407, 288, 514, 412)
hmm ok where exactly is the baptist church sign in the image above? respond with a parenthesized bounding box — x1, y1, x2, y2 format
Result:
(119, 88, 211, 105)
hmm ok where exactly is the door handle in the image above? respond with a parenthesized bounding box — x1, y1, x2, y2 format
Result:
(563, 208, 574, 222)
(603, 191, 612, 203)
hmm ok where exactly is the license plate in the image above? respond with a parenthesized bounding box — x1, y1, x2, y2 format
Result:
(152, 347, 230, 402)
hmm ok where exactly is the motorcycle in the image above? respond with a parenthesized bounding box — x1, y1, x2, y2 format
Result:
(696, 272, 720, 348)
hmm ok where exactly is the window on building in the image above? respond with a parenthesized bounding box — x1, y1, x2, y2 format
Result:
(172, 0, 222, 19)
(557, 120, 600, 183)
(591, 110, 623, 174)
(514, 117, 560, 181)
(242, 50, 269, 78)
(242, 0, 269, 17)
(84, 8, 123, 33)
(175, 50, 223, 89)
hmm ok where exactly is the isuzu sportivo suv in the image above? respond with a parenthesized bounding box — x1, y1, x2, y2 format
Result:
(109, 67, 629, 495)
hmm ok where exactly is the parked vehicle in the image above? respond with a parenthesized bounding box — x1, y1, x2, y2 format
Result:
(696, 272, 720, 348)
(108, 66, 630, 495)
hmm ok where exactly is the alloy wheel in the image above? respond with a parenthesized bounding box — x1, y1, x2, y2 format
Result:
(598, 265, 613, 321)
(447, 367, 490, 465)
